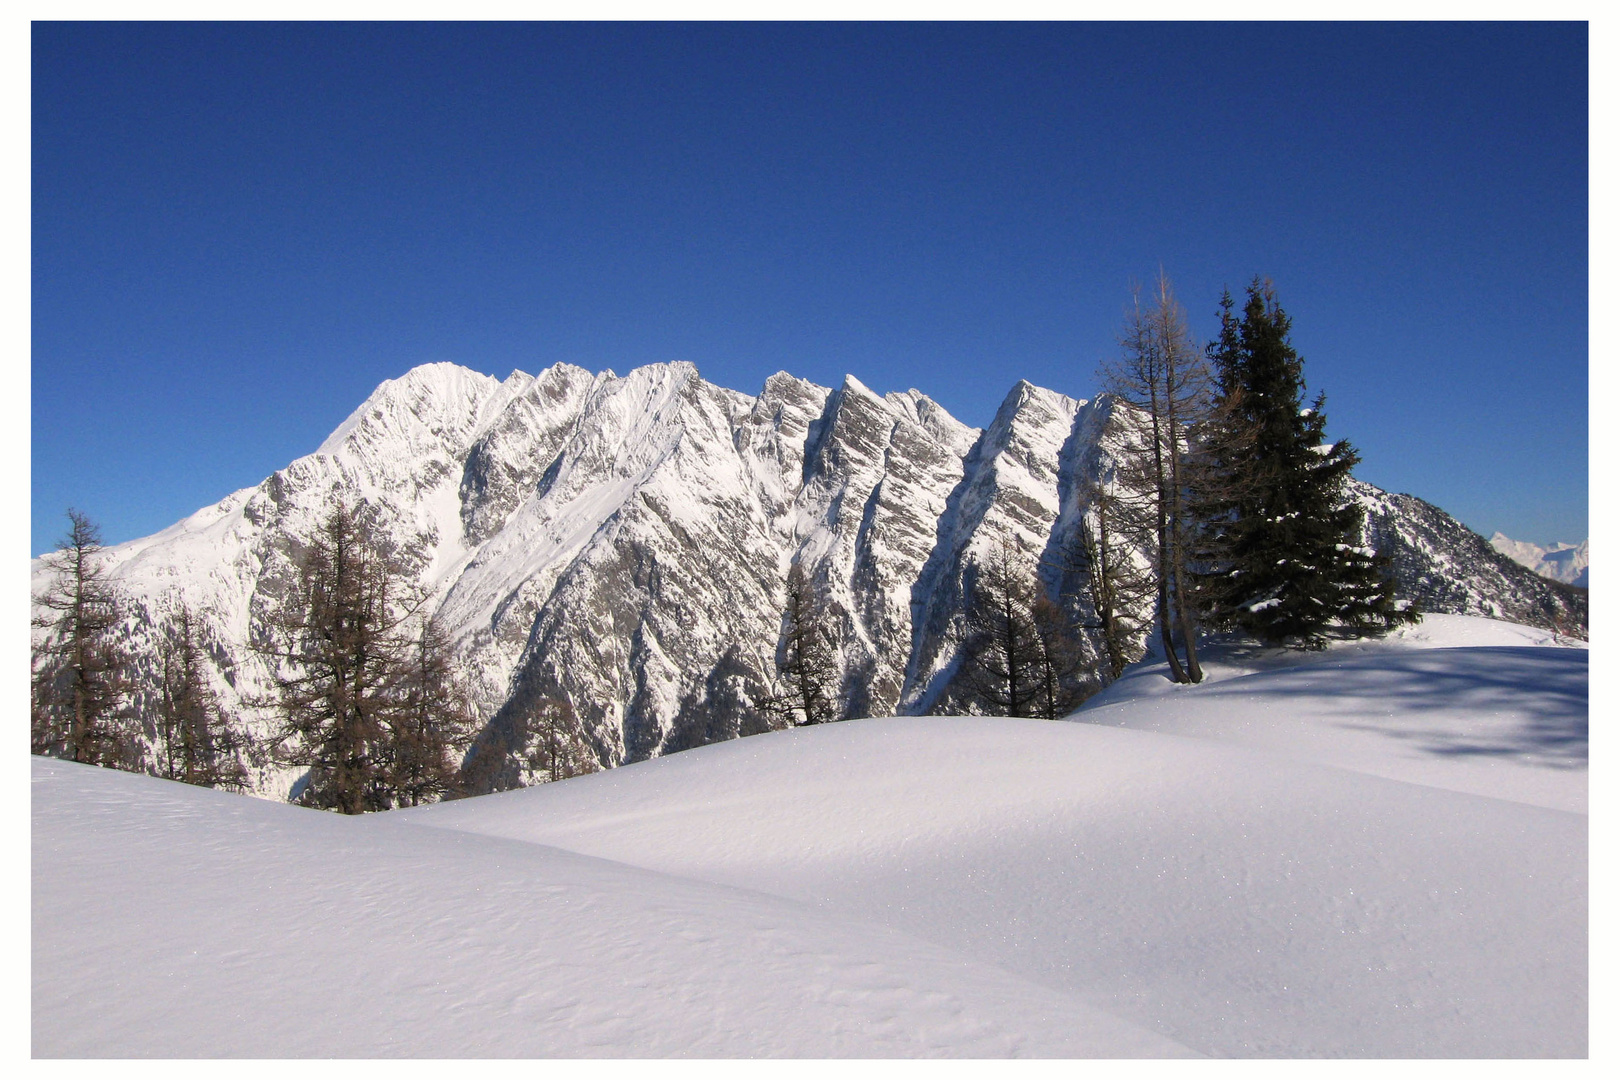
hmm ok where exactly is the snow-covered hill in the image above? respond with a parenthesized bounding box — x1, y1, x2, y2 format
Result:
(30, 362, 1588, 798)
(32, 615, 1586, 1057)
(1491, 531, 1589, 588)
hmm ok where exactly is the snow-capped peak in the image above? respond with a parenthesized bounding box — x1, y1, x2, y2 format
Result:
(33, 362, 1587, 803)
(1490, 532, 1588, 588)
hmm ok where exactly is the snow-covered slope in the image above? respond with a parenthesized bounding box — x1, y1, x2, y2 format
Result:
(33, 757, 1188, 1057)
(33, 615, 1585, 1057)
(1491, 531, 1589, 588)
(1082, 614, 1587, 813)
(31, 362, 1588, 797)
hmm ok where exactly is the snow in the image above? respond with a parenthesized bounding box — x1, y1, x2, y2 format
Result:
(36, 360, 1583, 799)
(1082, 615, 1586, 813)
(32, 758, 1189, 1058)
(314, 361, 501, 459)
(33, 615, 1585, 1057)
(1490, 531, 1589, 588)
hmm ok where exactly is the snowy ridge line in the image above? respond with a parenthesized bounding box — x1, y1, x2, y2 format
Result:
(1490, 530, 1588, 588)
(31, 361, 1588, 799)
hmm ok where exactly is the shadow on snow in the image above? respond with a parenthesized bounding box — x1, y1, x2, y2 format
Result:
(1185, 647, 1587, 769)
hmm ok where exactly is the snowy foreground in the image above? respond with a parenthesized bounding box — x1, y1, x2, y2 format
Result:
(33, 615, 1586, 1057)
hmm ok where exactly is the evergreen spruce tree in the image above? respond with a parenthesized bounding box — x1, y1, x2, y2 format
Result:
(1196, 280, 1417, 648)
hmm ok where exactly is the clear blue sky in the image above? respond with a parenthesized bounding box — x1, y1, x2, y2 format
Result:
(32, 22, 1588, 556)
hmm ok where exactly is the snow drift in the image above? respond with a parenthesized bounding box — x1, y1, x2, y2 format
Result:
(32, 615, 1585, 1058)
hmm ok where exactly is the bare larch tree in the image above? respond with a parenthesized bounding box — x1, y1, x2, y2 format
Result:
(1099, 272, 1213, 684)
(1049, 447, 1157, 687)
(32, 509, 137, 768)
(769, 562, 843, 726)
(958, 539, 1045, 717)
(256, 500, 401, 813)
(1029, 590, 1089, 719)
(516, 697, 600, 785)
(256, 500, 473, 813)
(152, 599, 251, 789)
(385, 616, 478, 806)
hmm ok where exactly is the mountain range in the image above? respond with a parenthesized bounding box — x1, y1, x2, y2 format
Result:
(31, 361, 1587, 798)
(1490, 532, 1589, 589)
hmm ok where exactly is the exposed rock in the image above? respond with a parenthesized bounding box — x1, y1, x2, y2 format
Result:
(32, 362, 1585, 798)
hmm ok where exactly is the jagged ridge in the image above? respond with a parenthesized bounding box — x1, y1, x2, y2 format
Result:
(31, 362, 1587, 798)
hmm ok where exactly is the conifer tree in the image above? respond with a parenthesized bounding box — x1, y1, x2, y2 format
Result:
(32, 510, 137, 768)
(153, 600, 251, 790)
(1099, 273, 1213, 682)
(258, 502, 487, 810)
(258, 502, 392, 812)
(1030, 591, 1089, 719)
(1196, 280, 1417, 648)
(1065, 469, 1154, 684)
(385, 616, 477, 806)
(456, 690, 599, 793)
(770, 562, 842, 726)
(257, 501, 416, 812)
(958, 540, 1045, 717)
(515, 697, 599, 784)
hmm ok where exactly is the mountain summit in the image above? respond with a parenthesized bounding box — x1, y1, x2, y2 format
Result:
(1490, 532, 1589, 588)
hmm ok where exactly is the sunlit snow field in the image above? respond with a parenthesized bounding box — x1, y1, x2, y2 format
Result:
(32, 614, 1586, 1058)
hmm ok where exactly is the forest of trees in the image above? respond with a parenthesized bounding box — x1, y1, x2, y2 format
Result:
(30, 502, 501, 814)
(250, 501, 483, 813)
(31, 275, 1413, 801)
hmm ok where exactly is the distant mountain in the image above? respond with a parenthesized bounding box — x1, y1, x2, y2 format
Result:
(1346, 488, 1586, 633)
(29, 362, 1588, 798)
(1490, 532, 1589, 589)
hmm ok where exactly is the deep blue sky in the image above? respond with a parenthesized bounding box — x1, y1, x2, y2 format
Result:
(32, 22, 1588, 556)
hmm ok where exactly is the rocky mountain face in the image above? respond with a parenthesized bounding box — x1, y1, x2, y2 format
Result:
(1352, 483, 1587, 634)
(32, 362, 1587, 798)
